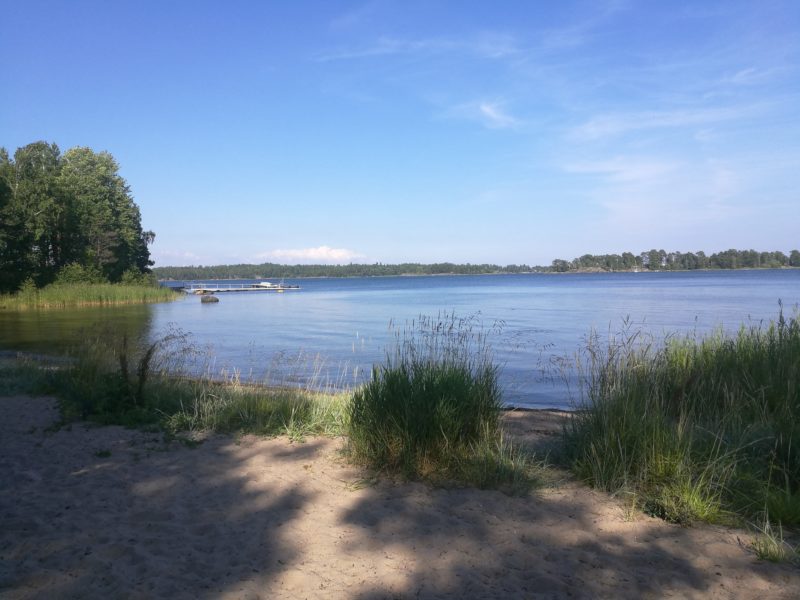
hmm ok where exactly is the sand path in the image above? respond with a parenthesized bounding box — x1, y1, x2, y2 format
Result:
(1, 395, 797, 599)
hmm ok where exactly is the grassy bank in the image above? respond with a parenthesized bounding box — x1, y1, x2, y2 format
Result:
(563, 309, 800, 528)
(0, 283, 179, 310)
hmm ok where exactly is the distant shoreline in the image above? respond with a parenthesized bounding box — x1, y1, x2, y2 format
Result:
(157, 265, 799, 282)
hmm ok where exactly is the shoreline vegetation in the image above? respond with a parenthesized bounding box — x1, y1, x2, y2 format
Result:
(564, 308, 800, 539)
(1, 142, 157, 299)
(0, 282, 179, 310)
(2, 312, 797, 561)
(153, 247, 800, 280)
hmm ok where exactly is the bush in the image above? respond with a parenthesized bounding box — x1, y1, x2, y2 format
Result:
(54, 263, 105, 285)
(120, 268, 157, 286)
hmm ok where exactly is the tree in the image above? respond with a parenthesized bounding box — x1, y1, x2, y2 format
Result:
(0, 141, 155, 292)
(54, 147, 154, 281)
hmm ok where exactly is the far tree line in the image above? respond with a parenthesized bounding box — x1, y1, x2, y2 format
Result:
(550, 248, 800, 272)
(154, 248, 800, 281)
(0, 141, 154, 294)
(154, 262, 536, 280)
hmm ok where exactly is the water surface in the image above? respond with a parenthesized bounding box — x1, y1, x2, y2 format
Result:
(2, 270, 798, 409)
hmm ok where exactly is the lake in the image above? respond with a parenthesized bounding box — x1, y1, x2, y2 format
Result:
(2, 270, 798, 409)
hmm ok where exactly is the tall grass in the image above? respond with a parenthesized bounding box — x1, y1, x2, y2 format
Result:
(0, 282, 178, 310)
(347, 313, 534, 492)
(563, 308, 800, 526)
(49, 325, 348, 438)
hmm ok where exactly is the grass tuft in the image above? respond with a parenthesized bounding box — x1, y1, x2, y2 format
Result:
(750, 518, 799, 563)
(347, 313, 536, 492)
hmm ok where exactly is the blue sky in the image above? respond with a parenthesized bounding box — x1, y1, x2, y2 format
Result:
(2, 0, 799, 266)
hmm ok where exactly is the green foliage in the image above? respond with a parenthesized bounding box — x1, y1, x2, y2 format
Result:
(347, 314, 534, 491)
(54, 263, 105, 285)
(563, 309, 800, 526)
(0, 141, 155, 293)
(17, 278, 38, 302)
(120, 268, 157, 286)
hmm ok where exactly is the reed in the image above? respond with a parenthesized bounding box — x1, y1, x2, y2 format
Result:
(563, 307, 800, 526)
(0, 283, 178, 310)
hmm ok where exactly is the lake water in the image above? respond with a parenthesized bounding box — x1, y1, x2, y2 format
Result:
(2, 270, 799, 409)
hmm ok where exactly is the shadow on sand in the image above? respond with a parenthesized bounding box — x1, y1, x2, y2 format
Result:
(1, 396, 798, 599)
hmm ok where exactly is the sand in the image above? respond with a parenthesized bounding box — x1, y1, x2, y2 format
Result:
(1, 395, 798, 599)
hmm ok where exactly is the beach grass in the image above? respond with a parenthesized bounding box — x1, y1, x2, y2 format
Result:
(563, 308, 800, 527)
(39, 326, 349, 439)
(0, 282, 178, 310)
(347, 313, 536, 492)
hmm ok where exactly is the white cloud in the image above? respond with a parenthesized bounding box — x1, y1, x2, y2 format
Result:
(256, 246, 365, 264)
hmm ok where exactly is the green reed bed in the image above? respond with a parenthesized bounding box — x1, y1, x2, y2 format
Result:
(347, 314, 535, 493)
(0, 282, 178, 310)
(563, 309, 800, 527)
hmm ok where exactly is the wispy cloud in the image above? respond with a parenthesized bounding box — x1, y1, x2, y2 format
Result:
(328, 1, 383, 31)
(722, 66, 792, 86)
(444, 100, 521, 129)
(570, 105, 759, 140)
(567, 155, 753, 250)
(317, 32, 520, 62)
(256, 246, 365, 264)
(565, 156, 680, 183)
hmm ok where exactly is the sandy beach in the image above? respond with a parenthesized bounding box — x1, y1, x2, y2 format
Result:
(1, 395, 798, 599)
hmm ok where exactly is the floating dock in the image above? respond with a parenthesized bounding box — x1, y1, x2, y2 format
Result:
(181, 283, 300, 294)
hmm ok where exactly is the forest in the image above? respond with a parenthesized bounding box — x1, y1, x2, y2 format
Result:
(549, 248, 800, 272)
(154, 248, 800, 280)
(0, 141, 154, 294)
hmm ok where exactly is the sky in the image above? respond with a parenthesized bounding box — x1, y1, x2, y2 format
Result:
(2, 0, 799, 267)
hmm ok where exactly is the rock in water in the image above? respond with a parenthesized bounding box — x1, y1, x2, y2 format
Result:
(200, 295, 219, 303)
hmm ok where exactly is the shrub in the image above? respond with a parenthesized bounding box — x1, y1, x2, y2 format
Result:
(54, 263, 105, 285)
